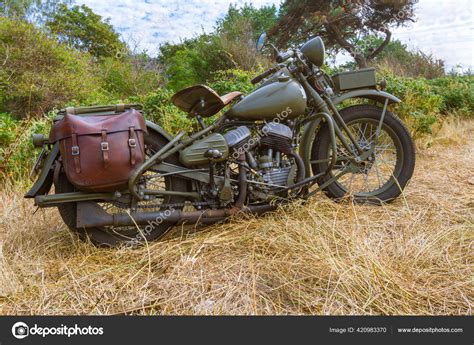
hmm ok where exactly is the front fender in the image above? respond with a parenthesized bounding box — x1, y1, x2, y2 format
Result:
(299, 89, 401, 177)
(24, 122, 173, 198)
(331, 89, 401, 106)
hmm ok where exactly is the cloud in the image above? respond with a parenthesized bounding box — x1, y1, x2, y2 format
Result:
(77, 0, 473, 69)
(77, 0, 280, 55)
(392, 0, 473, 70)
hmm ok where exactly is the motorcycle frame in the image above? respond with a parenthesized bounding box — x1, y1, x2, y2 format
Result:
(29, 71, 398, 209)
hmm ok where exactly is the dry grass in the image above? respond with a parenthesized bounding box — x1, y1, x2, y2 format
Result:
(0, 120, 473, 315)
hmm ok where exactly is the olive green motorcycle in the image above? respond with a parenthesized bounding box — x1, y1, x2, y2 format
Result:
(26, 34, 415, 246)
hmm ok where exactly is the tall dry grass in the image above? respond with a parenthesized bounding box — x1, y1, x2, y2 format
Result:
(0, 121, 473, 315)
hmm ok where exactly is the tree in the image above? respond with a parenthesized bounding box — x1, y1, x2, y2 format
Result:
(0, 17, 102, 117)
(46, 4, 126, 59)
(269, 0, 418, 68)
(216, 3, 277, 70)
(160, 34, 236, 90)
(216, 3, 278, 40)
(0, 0, 71, 23)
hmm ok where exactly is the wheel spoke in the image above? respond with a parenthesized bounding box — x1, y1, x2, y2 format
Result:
(323, 117, 400, 195)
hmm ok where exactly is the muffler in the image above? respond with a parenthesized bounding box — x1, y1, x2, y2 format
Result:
(76, 201, 276, 228)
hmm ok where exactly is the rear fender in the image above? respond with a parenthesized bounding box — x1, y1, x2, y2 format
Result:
(24, 121, 173, 198)
(24, 143, 59, 198)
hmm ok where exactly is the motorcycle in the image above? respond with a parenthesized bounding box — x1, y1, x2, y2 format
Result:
(25, 34, 415, 246)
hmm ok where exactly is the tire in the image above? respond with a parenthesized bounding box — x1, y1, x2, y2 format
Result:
(55, 131, 189, 247)
(311, 104, 415, 204)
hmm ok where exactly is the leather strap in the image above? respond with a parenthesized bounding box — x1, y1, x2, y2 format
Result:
(101, 130, 109, 168)
(53, 158, 62, 187)
(71, 133, 81, 173)
(128, 127, 137, 165)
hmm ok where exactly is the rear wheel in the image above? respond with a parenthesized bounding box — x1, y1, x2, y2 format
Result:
(311, 105, 415, 204)
(56, 131, 189, 247)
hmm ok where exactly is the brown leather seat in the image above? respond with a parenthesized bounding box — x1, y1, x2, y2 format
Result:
(171, 85, 242, 117)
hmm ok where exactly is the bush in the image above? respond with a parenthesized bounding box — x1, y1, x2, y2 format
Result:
(131, 89, 194, 135)
(375, 50, 445, 80)
(0, 17, 104, 118)
(100, 54, 164, 99)
(160, 34, 236, 91)
(0, 112, 17, 147)
(207, 69, 255, 95)
(359, 37, 445, 79)
(428, 76, 474, 117)
(0, 112, 52, 181)
(384, 74, 443, 135)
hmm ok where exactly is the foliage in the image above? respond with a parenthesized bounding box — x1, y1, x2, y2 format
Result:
(215, 4, 277, 71)
(270, 0, 418, 68)
(366, 37, 445, 79)
(384, 74, 443, 135)
(0, 112, 16, 146)
(100, 54, 163, 98)
(46, 4, 126, 59)
(428, 76, 474, 117)
(0, 0, 71, 23)
(0, 112, 52, 180)
(216, 3, 278, 39)
(133, 89, 194, 135)
(207, 69, 255, 95)
(0, 2, 472, 182)
(0, 17, 104, 118)
(160, 34, 236, 91)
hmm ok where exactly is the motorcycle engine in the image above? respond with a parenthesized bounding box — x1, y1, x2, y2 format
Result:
(225, 123, 301, 201)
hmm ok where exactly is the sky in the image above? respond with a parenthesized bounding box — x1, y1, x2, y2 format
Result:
(77, 0, 474, 71)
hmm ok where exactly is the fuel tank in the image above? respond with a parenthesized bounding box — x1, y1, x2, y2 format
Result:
(227, 79, 306, 121)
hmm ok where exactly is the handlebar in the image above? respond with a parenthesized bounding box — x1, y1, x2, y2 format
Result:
(250, 66, 279, 85)
(276, 50, 293, 63)
(251, 50, 295, 85)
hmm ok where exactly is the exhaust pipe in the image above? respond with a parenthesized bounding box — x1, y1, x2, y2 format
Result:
(76, 202, 276, 228)
(76, 153, 276, 228)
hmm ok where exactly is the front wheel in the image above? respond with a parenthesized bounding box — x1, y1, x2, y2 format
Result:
(311, 105, 416, 204)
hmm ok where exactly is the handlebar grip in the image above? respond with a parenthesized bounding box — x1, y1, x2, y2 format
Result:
(251, 69, 274, 85)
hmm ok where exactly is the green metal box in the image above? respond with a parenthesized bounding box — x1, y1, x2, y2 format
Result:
(332, 68, 377, 93)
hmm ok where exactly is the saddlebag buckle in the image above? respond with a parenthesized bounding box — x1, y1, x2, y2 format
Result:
(71, 146, 80, 156)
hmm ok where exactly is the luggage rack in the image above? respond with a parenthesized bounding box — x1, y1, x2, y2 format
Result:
(54, 103, 143, 120)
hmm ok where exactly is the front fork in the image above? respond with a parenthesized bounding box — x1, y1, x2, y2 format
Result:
(297, 72, 389, 181)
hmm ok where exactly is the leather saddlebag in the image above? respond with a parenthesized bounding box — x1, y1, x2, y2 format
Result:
(50, 109, 147, 192)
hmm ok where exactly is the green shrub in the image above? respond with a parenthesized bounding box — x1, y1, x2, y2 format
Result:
(428, 76, 474, 117)
(100, 55, 164, 99)
(1, 112, 52, 181)
(160, 34, 236, 91)
(208, 69, 255, 95)
(383, 74, 443, 135)
(0, 112, 17, 147)
(0, 17, 103, 118)
(131, 89, 194, 135)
